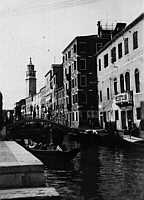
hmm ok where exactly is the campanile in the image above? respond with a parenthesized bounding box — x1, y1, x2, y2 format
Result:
(25, 57, 36, 97)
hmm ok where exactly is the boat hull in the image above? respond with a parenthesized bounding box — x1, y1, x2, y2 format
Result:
(117, 134, 144, 148)
(28, 148, 79, 169)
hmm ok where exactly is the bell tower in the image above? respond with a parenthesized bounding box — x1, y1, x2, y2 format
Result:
(25, 57, 36, 97)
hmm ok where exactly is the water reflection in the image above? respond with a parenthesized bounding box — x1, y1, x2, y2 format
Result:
(46, 145, 144, 200)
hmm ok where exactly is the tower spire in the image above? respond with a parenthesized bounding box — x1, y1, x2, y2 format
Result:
(29, 57, 32, 65)
(26, 58, 36, 97)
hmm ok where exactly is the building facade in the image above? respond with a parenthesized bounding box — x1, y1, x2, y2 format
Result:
(55, 86, 65, 125)
(62, 20, 119, 129)
(15, 99, 26, 120)
(62, 32, 113, 128)
(97, 13, 144, 130)
(45, 70, 52, 120)
(50, 64, 64, 123)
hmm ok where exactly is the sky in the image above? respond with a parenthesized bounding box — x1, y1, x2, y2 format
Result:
(0, 0, 143, 109)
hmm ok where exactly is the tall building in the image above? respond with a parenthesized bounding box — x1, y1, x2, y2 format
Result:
(97, 13, 144, 131)
(62, 35, 96, 129)
(62, 21, 115, 129)
(62, 20, 127, 129)
(0, 92, 3, 127)
(50, 64, 63, 123)
(44, 64, 64, 122)
(25, 57, 36, 97)
(45, 70, 52, 119)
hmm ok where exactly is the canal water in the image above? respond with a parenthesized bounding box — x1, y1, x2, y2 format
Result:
(46, 145, 144, 200)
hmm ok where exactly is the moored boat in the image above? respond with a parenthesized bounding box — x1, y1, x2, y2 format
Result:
(28, 147, 80, 169)
(80, 128, 121, 146)
(118, 134, 144, 147)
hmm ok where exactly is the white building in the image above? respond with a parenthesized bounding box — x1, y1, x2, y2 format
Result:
(97, 13, 144, 130)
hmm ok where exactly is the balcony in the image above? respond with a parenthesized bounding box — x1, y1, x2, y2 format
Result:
(115, 91, 133, 107)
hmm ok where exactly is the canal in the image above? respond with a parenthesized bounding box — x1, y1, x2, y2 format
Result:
(45, 145, 144, 200)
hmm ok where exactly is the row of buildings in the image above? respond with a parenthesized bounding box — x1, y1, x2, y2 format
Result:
(15, 13, 144, 131)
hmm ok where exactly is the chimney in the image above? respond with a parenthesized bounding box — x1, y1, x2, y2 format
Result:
(97, 21, 101, 37)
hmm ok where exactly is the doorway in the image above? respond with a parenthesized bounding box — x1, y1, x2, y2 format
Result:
(121, 110, 126, 129)
(127, 109, 133, 129)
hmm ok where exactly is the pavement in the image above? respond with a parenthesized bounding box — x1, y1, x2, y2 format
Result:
(0, 141, 43, 166)
(0, 141, 45, 188)
(0, 141, 60, 199)
(0, 187, 60, 200)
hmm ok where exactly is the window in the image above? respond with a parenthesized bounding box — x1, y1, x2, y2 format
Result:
(115, 110, 119, 120)
(80, 75, 87, 86)
(68, 50, 71, 58)
(125, 72, 130, 91)
(114, 78, 118, 95)
(75, 94, 78, 103)
(74, 61, 77, 70)
(104, 54, 108, 68)
(72, 95, 75, 104)
(88, 111, 92, 118)
(135, 68, 140, 93)
(73, 94, 78, 104)
(65, 68, 67, 76)
(100, 90, 102, 102)
(133, 31, 138, 49)
(136, 107, 141, 120)
(72, 112, 74, 121)
(118, 43, 122, 59)
(79, 59, 86, 70)
(72, 79, 74, 88)
(82, 111, 87, 120)
(103, 112, 106, 122)
(76, 112, 78, 121)
(124, 38, 129, 55)
(80, 93, 87, 104)
(111, 47, 116, 63)
(73, 44, 77, 53)
(120, 74, 124, 93)
(74, 78, 77, 87)
(107, 88, 110, 100)
(65, 54, 67, 61)
(99, 59, 101, 71)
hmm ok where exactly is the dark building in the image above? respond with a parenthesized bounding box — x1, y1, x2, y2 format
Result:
(45, 70, 53, 120)
(50, 64, 64, 123)
(0, 92, 3, 128)
(14, 99, 26, 120)
(62, 22, 115, 129)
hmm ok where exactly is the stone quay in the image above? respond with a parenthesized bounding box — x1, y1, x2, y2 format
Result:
(0, 141, 60, 200)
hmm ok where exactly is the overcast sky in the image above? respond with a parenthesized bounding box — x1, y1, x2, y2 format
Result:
(0, 0, 143, 109)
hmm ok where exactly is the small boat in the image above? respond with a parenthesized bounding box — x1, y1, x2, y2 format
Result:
(118, 134, 144, 147)
(80, 128, 121, 146)
(27, 146, 80, 169)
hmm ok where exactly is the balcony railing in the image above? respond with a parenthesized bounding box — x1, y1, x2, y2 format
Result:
(115, 91, 133, 106)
